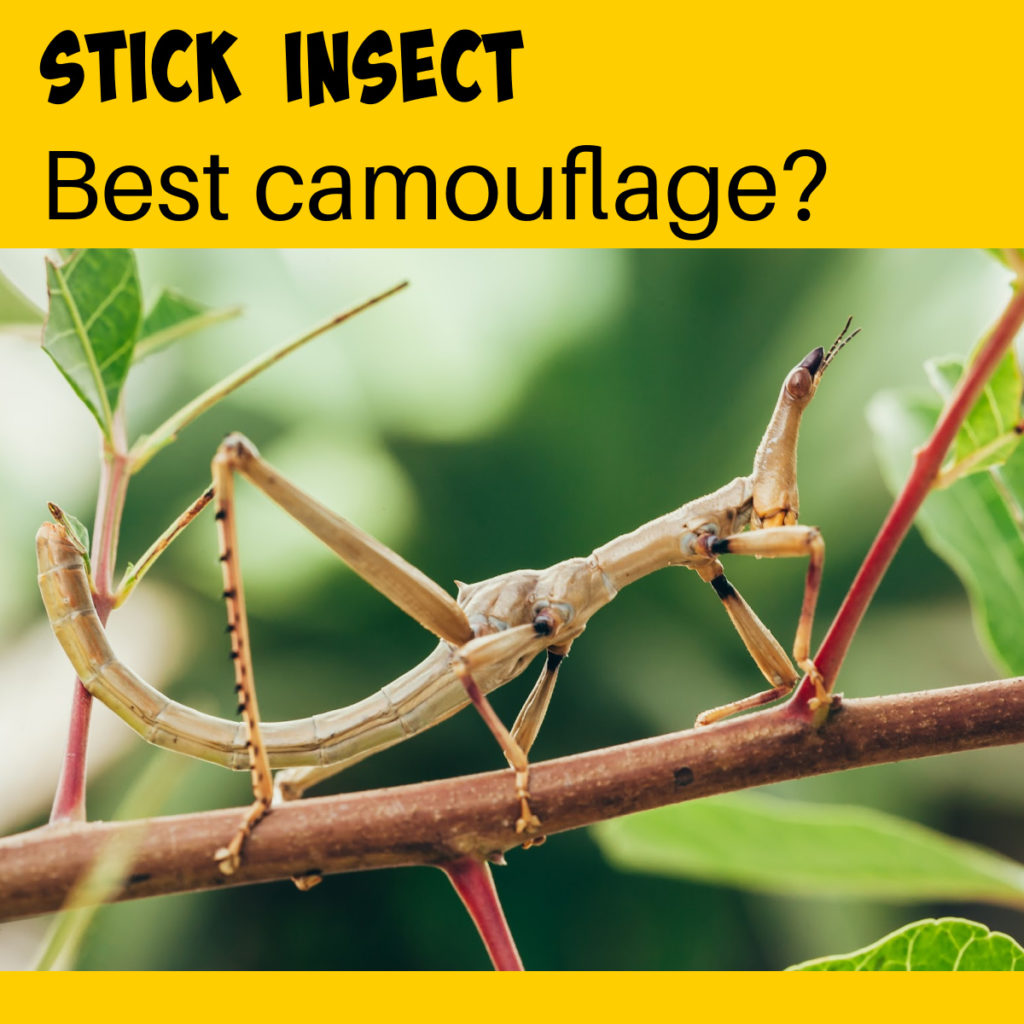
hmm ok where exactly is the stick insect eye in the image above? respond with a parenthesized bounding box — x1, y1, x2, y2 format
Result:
(533, 610, 555, 636)
(785, 366, 814, 399)
(532, 601, 572, 636)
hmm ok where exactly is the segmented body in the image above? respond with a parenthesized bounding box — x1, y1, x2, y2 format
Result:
(36, 476, 751, 772)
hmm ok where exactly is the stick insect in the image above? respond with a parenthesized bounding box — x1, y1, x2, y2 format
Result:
(36, 319, 857, 876)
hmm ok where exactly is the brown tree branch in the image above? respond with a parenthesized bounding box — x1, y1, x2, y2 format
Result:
(3, 676, 1024, 922)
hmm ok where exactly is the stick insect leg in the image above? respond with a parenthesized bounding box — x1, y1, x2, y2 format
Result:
(210, 448, 275, 876)
(274, 642, 571, 818)
(457, 663, 541, 837)
(510, 643, 571, 756)
(451, 625, 549, 837)
(216, 436, 550, 844)
(501, 643, 572, 848)
(694, 525, 827, 726)
(714, 525, 826, 692)
(225, 434, 474, 648)
(114, 485, 215, 606)
(213, 434, 475, 816)
(693, 564, 800, 726)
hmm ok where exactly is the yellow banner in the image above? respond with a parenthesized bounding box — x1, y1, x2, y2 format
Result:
(5, 971, 1023, 1019)
(3, 1, 1023, 245)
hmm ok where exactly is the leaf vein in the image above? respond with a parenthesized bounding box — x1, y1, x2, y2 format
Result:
(83, 260, 134, 333)
(49, 262, 113, 432)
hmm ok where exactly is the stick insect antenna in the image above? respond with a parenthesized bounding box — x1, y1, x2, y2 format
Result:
(819, 316, 860, 376)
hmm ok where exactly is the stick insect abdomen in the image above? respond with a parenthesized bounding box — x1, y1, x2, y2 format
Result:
(34, 523, 246, 762)
(36, 523, 551, 775)
(35, 525, 424, 772)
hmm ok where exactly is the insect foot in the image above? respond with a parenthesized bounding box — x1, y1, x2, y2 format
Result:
(214, 843, 242, 875)
(291, 871, 323, 892)
(514, 768, 542, 837)
(800, 657, 828, 710)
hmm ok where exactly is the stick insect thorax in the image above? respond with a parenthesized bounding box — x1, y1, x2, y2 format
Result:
(36, 327, 852, 780)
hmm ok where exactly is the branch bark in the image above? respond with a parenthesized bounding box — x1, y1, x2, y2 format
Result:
(3, 676, 1024, 922)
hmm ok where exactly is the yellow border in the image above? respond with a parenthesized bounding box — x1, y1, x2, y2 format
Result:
(4, 971, 1020, 1018)
(4, 2, 1024, 243)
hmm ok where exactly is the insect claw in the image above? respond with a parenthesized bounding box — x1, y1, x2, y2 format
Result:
(291, 872, 323, 892)
(214, 845, 240, 875)
(515, 813, 541, 835)
(515, 789, 541, 836)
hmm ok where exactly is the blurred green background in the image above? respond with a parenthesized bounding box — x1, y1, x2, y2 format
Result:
(0, 248, 1021, 969)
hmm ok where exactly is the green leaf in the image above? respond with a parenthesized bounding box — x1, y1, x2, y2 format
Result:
(0, 269, 44, 328)
(592, 792, 1024, 905)
(134, 289, 241, 361)
(926, 350, 1023, 485)
(789, 917, 1024, 970)
(47, 502, 92, 575)
(869, 390, 1024, 672)
(62, 511, 90, 557)
(43, 249, 142, 438)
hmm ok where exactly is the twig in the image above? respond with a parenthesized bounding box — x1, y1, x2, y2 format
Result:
(5, 676, 1024, 922)
(127, 282, 409, 472)
(789, 278, 1024, 720)
(439, 858, 524, 970)
(49, 411, 131, 823)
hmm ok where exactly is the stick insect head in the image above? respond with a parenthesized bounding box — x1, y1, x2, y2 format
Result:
(783, 316, 859, 406)
(751, 317, 858, 527)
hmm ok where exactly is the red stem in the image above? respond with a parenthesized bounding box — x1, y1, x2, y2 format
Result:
(788, 280, 1024, 718)
(438, 857, 524, 971)
(49, 414, 131, 823)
